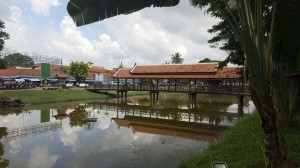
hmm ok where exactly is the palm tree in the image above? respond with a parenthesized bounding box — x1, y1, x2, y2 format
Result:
(171, 52, 183, 64)
(213, 1, 299, 167)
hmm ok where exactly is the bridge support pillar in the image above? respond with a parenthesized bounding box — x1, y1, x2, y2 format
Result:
(237, 95, 244, 113)
(117, 91, 127, 104)
(188, 92, 197, 109)
(149, 91, 159, 106)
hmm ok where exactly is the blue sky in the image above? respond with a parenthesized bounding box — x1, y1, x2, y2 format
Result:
(0, 0, 226, 69)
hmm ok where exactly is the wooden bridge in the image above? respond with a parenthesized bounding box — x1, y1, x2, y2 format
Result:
(88, 63, 250, 112)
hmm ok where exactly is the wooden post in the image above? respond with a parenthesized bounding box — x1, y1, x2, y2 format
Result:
(237, 95, 244, 113)
(117, 79, 120, 90)
(150, 91, 153, 101)
(133, 79, 135, 90)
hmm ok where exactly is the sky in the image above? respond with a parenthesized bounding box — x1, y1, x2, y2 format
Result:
(0, 0, 226, 69)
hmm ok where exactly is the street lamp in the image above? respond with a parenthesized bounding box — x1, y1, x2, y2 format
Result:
(211, 162, 228, 168)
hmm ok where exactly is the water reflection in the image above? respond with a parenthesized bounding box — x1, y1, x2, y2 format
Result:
(0, 95, 254, 168)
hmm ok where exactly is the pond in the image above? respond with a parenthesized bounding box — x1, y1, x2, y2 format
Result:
(0, 94, 255, 168)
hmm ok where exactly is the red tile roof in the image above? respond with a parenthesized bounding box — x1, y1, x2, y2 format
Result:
(113, 64, 241, 79)
(0, 69, 41, 77)
(131, 63, 217, 74)
(0, 65, 116, 80)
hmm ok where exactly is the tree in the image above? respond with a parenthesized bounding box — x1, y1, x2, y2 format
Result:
(199, 58, 221, 63)
(199, 58, 211, 63)
(69, 61, 90, 84)
(4, 53, 34, 68)
(0, 58, 7, 69)
(0, 19, 9, 51)
(66, 0, 300, 167)
(209, 0, 299, 167)
(171, 52, 184, 64)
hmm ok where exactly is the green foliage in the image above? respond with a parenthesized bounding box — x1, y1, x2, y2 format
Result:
(0, 58, 7, 69)
(198, 58, 220, 63)
(68, 105, 88, 127)
(69, 61, 90, 83)
(0, 19, 9, 51)
(4, 53, 34, 68)
(190, 0, 272, 68)
(171, 52, 184, 64)
(180, 113, 265, 167)
(181, 113, 300, 167)
(198, 58, 211, 63)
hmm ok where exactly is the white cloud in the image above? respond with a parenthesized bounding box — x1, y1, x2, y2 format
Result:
(28, 145, 60, 168)
(59, 125, 81, 151)
(29, 0, 61, 16)
(9, 6, 22, 21)
(3, 0, 227, 69)
(9, 139, 22, 154)
(95, 110, 115, 130)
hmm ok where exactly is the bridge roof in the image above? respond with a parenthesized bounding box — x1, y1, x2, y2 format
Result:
(131, 63, 217, 74)
(113, 64, 241, 79)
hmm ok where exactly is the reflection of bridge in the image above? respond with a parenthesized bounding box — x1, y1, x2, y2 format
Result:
(1, 122, 61, 141)
(92, 102, 243, 126)
(95, 101, 240, 141)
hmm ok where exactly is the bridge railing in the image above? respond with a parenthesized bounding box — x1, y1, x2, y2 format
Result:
(88, 83, 248, 95)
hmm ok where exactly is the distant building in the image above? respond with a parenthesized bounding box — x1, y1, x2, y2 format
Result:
(0, 64, 116, 86)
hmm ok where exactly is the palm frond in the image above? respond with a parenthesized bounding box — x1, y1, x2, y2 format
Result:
(67, 0, 180, 26)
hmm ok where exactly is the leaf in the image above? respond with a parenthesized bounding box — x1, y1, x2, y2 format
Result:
(67, 0, 180, 26)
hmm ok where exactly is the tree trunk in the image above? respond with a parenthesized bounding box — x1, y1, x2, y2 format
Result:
(251, 90, 283, 168)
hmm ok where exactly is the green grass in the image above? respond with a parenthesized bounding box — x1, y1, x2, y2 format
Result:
(180, 112, 300, 168)
(0, 90, 151, 105)
(283, 114, 300, 166)
(0, 90, 115, 105)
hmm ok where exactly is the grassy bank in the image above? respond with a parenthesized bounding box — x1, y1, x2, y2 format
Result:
(0, 90, 150, 105)
(180, 113, 300, 167)
(0, 90, 114, 105)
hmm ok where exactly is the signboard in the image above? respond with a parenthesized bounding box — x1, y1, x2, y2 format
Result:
(41, 63, 51, 79)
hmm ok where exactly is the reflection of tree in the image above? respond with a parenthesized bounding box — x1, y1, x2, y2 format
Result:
(208, 116, 222, 126)
(0, 127, 9, 168)
(68, 106, 88, 127)
(170, 111, 182, 121)
(0, 128, 7, 139)
(160, 95, 186, 109)
(0, 107, 23, 116)
(137, 98, 150, 106)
